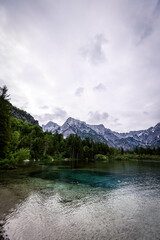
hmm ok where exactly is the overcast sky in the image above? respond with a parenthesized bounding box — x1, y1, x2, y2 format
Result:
(0, 0, 160, 132)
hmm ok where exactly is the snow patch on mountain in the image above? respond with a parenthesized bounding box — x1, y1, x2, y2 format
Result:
(42, 118, 160, 150)
(42, 121, 60, 133)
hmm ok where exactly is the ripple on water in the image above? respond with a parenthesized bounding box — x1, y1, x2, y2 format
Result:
(1, 164, 160, 240)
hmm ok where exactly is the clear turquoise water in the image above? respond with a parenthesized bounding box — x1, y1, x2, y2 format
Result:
(0, 160, 160, 240)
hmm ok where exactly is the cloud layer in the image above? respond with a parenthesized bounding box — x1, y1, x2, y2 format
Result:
(88, 111, 109, 123)
(80, 34, 108, 65)
(0, 0, 160, 131)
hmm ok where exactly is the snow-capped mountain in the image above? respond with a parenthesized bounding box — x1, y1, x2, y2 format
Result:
(42, 121, 60, 133)
(42, 117, 160, 150)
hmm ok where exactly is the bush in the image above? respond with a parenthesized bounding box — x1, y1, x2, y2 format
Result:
(41, 155, 53, 164)
(0, 154, 17, 169)
(53, 152, 65, 161)
(94, 154, 109, 162)
(14, 148, 30, 163)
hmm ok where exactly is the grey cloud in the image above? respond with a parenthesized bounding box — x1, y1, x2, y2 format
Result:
(110, 118, 122, 129)
(153, 0, 160, 17)
(35, 108, 68, 123)
(135, 0, 160, 45)
(1, 0, 160, 132)
(151, 106, 160, 119)
(137, 24, 153, 44)
(143, 111, 149, 115)
(93, 83, 106, 91)
(53, 108, 67, 119)
(20, 65, 45, 86)
(34, 114, 50, 123)
(113, 118, 119, 123)
(80, 34, 108, 65)
(110, 122, 122, 129)
(41, 105, 49, 110)
(88, 111, 109, 123)
(75, 87, 84, 96)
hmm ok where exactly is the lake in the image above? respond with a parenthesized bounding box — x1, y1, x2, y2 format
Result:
(0, 160, 160, 240)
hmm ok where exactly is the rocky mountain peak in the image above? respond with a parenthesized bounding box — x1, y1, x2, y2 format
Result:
(65, 117, 85, 126)
(42, 121, 60, 133)
(44, 121, 59, 128)
(42, 117, 160, 150)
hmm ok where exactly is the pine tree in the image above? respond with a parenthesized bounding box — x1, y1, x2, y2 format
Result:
(0, 86, 11, 159)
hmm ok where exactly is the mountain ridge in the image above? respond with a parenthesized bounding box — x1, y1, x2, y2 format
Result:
(10, 104, 39, 126)
(42, 117, 160, 150)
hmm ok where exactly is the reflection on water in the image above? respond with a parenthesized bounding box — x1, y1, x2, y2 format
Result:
(0, 161, 160, 240)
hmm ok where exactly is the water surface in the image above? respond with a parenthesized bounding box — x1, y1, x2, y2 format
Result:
(0, 160, 160, 240)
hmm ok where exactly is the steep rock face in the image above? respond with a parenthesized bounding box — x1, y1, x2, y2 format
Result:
(42, 121, 60, 133)
(42, 118, 160, 150)
(11, 105, 39, 126)
(126, 122, 160, 147)
(59, 118, 106, 142)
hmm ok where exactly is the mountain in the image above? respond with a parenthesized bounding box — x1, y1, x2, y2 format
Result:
(10, 104, 39, 126)
(42, 121, 60, 133)
(42, 117, 160, 150)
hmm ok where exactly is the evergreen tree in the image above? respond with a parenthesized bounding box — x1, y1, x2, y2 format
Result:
(0, 86, 11, 159)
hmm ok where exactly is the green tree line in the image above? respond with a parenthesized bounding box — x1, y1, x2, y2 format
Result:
(0, 86, 115, 168)
(0, 86, 160, 169)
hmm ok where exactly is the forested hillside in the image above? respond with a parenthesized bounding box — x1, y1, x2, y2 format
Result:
(0, 86, 114, 168)
(0, 85, 160, 169)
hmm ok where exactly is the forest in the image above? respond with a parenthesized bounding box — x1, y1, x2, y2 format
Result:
(0, 85, 160, 169)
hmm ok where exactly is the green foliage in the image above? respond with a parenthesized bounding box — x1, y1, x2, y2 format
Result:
(0, 86, 11, 159)
(111, 153, 160, 161)
(11, 130, 20, 152)
(0, 154, 17, 169)
(94, 154, 109, 162)
(41, 154, 53, 164)
(83, 146, 90, 161)
(14, 148, 30, 163)
(53, 152, 66, 161)
(109, 147, 118, 155)
(31, 137, 43, 160)
(133, 146, 160, 155)
(112, 154, 132, 161)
